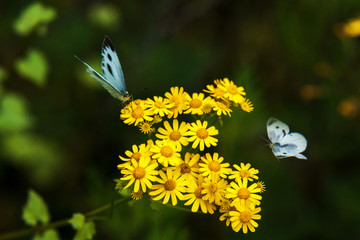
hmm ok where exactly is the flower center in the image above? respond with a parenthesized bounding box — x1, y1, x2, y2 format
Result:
(170, 96, 180, 108)
(208, 161, 220, 172)
(196, 128, 208, 139)
(214, 88, 225, 97)
(164, 179, 176, 191)
(194, 187, 205, 198)
(169, 130, 181, 141)
(227, 85, 238, 95)
(131, 152, 141, 161)
(180, 163, 191, 174)
(155, 101, 165, 109)
(239, 170, 250, 178)
(239, 210, 252, 223)
(209, 183, 218, 193)
(132, 107, 144, 119)
(133, 167, 146, 179)
(237, 188, 250, 199)
(190, 98, 202, 108)
(160, 146, 173, 158)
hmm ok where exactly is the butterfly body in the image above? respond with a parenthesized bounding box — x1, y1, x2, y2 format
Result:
(266, 117, 307, 160)
(75, 36, 131, 103)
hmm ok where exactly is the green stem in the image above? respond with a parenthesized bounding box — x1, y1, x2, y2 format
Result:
(0, 197, 131, 240)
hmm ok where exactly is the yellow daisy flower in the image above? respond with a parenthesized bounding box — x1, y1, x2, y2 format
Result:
(202, 173, 229, 205)
(213, 100, 232, 116)
(229, 206, 261, 233)
(118, 143, 151, 163)
(199, 153, 232, 179)
(186, 120, 219, 151)
(169, 152, 200, 183)
(120, 101, 154, 126)
(120, 157, 158, 192)
(164, 87, 189, 118)
(138, 121, 155, 134)
(155, 119, 189, 150)
(229, 163, 259, 182)
(146, 96, 173, 117)
(203, 82, 226, 99)
(184, 93, 208, 115)
(219, 205, 237, 227)
(183, 175, 216, 214)
(217, 78, 246, 104)
(131, 191, 144, 200)
(150, 140, 181, 167)
(240, 98, 254, 112)
(201, 97, 215, 114)
(226, 178, 262, 210)
(149, 169, 187, 205)
(255, 181, 266, 193)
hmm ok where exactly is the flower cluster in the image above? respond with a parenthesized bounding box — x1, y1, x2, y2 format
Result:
(117, 78, 264, 234)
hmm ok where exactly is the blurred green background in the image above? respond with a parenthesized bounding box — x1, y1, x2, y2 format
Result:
(1, 0, 360, 239)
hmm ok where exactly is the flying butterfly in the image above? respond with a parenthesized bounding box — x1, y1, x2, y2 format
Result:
(266, 117, 308, 160)
(75, 36, 131, 103)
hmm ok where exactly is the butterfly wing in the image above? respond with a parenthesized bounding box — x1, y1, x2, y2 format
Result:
(267, 118, 290, 143)
(74, 55, 125, 100)
(272, 132, 308, 160)
(101, 36, 127, 96)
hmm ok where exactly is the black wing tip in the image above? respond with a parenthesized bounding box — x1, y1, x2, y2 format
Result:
(103, 35, 115, 51)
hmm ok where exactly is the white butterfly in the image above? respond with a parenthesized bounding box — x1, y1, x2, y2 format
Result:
(75, 36, 131, 103)
(266, 117, 307, 160)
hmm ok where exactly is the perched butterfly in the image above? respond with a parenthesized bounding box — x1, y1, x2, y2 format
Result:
(75, 36, 131, 103)
(266, 117, 307, 160)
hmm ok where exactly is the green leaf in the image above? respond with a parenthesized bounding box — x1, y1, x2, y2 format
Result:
(69, 213, 85, 230)
(22, 189, 50, 226)
(15, 49, 48, 86)
(73, 221, 96, 240)
(0, 66, 7, 82)
(14, 2, 56, 36)
(0, 94, 33, 134)
(33, 229, 60, 240)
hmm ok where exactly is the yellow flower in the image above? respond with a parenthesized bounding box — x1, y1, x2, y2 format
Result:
(203, 82, 226, 99)
(226, 178, 262, 209)
(155, 119, 189, 150)
(229, 206, 261, 233)
(255, 181, 266, 193)
(183, 175, 216, 214)
(164, 87, 189, 118)
(120, 157, 158, 192)
(139, 121, 155, 134)
(146, 96, 173, 117)
(217, 78, 245, 104)
(201, 97, 215, 114)
(240, 98, 254, 112)
(184, 93, 208, 115)
(199, 153, 231, 179)
(118, 143, 152, 163)
(149, 169, 187, 205)
(131, 191, 144, 200)
(213, 99, 232, 116)
(120, 101, 154, 126)
(150, 140, 181, 167)
(202, 173, 229, 205)
(186, 120, 218, 151)
(169, 152, 200, 183)
(229, 163, 259, 182)
(219, 205, 236, 227)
